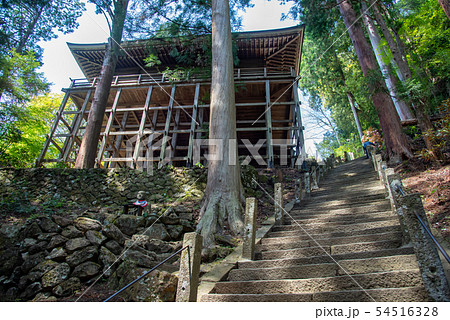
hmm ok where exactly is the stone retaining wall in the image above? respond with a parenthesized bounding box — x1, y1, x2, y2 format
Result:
(0, 210, 195, 301)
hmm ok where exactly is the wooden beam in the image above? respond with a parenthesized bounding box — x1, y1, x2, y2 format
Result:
(133, 86, 153, 169)
(187, 83, 200, 167)
(265, 80, 274, 168)
(62, 90, 92, 162)
(292, 80, 305, 160)
(110, 112, 129, 166)
(158, 85, 176, 167)
(169, 108, 181, 164)
(36, 91, 70, 167)
(96, 88, 122, 167)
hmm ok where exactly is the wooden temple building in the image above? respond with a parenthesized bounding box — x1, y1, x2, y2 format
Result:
(37, 26, 306, 169)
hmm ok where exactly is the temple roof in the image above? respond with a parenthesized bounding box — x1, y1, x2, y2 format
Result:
(68, 25, 305, 81)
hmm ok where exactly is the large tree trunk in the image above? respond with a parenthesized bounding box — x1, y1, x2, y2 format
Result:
(338, 0, 412, 161)
(332, 49, 364, 141)
(196, 0, 244, 248)
(347, 92, 363, 141)
(75, 0, 129, 168)
(371, 1, 441, 159)
(361, 2, 413, 121)
(438, 0, 450, 20)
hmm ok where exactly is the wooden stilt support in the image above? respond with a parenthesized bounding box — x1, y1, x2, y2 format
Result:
(292, 81, 305, 162)
(265, 80, 274, 168)
(187, 83, 200, 167)
(96, 88, 122, 167)
(110, 112, 129, 168)
(159, 86, 176, 168)
(36, 91, 71, 167)
(62, 90, 92, 162)
(133, 86, 153, 169)
(169, 108, 181, 164)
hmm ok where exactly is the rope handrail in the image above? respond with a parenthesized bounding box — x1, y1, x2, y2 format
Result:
(104, 245, 190, 302)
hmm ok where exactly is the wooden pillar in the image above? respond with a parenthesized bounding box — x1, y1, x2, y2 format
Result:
(265, 80, 274, 168)
(242, 198, 257, 260)
(110, 112, 129, 168)
(193, 106, 205, 165)
(96, 88, 122, 167)
(292, 82, 305, 162)
(176, 232, 202, 302)
(36, 91, 71, 166)
(169, 108, 181, 163)
(159, 86, 176, 168)
(133, 86, 153, 169)
(62, 90, 92, 162)
(187, 83, 201, 167)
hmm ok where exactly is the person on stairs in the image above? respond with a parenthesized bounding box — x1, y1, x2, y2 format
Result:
(362, 140, 376, 159)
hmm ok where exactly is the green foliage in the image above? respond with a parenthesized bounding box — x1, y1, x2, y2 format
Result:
(397, 0, 450, 110)
(124, 0, 253, 39)
(316, 132, 340, 158)
(316, 132, 363, 159)
(0, 93, 63, 167)
(0, 49, 48, 102)
(0, 0, 85, 56)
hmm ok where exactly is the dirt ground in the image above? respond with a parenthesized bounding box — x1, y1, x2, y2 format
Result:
(396, 160, 449, 243)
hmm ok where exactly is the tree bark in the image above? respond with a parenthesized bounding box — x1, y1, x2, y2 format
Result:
(361, 2, 413, 121)
(371, 0, 440, 159)
(438, 0, 450, 20)
(196, 0, 244, 247)
(75, 0, 129, 169)
(338, 0, 412, 160)
(332, 49, 364, 141)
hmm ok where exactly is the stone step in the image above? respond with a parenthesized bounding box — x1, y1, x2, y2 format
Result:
(268, 219, 400, 238)
(239, 247, 415, 269)
(282, 211, 396, 226)
(311, 188, 386, 201)
(258, 232, 402, 251)
(295, 199, 391, 211)
(200, 286, 429, 302)
(290, 203, 392, 216)
(306, 192, 387, 204)
(258, 239, 402, 260)
(277, 215, 398, 232)
(313, 286, 430, 302)
(211, 269, 424, 294)
(229, 254, 418, 281)
(265, 225, 402, 242)
(271, 216, 395, 231)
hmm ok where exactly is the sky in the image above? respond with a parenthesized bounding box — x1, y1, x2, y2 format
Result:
(37, 0, 325, 158)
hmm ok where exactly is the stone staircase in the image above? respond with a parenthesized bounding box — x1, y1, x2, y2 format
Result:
(201, 158, 431, 302)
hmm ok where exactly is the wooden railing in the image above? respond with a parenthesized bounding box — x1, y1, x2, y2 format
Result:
(69, 67, 297, 89)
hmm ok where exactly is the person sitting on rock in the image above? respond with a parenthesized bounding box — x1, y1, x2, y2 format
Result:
(123, 191, 149, 216)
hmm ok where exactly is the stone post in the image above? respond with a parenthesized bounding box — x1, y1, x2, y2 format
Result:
(242, 198, 257, 260)
(386, 174, 411, 245)
(274, 183, 283, 224)
(304, 172, 311, 198)
(374, 154, 382, 179)
(396, 194, 450, 301)
(176, 232, 202, 302)
(295, 178, 302, 203)
(311, 167, 319, 190)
